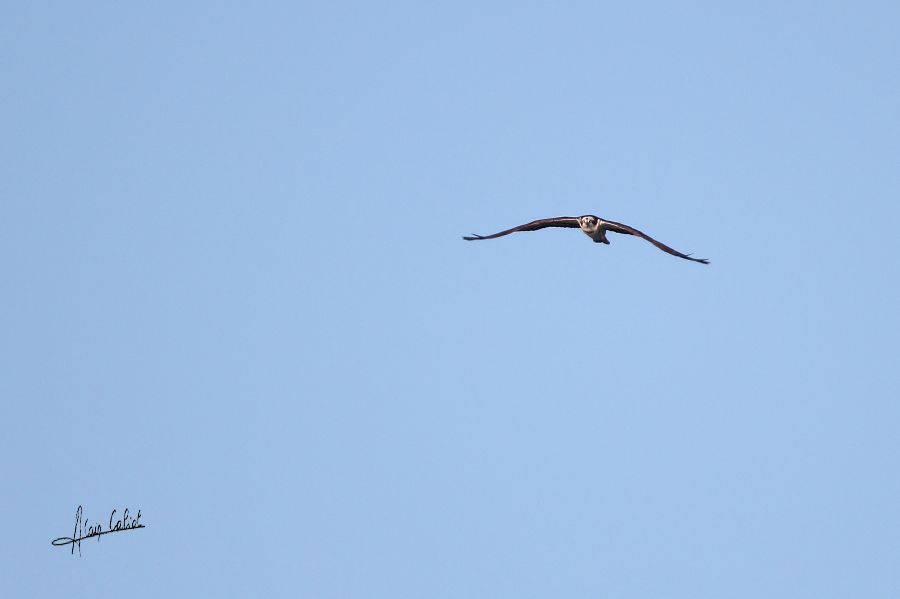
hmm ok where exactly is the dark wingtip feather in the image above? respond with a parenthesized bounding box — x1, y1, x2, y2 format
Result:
(684, 252, 710, 265)
(463, 234, 483, 241)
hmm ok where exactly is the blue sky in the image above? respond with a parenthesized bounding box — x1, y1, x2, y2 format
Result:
(3, 1, 899, 597)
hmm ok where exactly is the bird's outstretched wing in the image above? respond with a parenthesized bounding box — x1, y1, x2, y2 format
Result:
(601, 219, 710, 264)
(463, 217, 581, 240)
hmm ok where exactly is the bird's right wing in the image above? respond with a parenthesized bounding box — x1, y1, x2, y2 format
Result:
(463, 217, 581, 240)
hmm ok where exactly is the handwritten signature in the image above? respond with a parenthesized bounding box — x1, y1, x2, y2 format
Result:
(52, 505, 145, 555)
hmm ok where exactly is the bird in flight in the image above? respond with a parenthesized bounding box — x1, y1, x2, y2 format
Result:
(463, 215, 709, 264)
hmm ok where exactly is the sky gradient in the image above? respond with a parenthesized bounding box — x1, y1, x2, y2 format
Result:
(3, 1, 899, 597)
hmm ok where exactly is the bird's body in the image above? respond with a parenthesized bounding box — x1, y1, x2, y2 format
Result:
(463, 215, 709, 264)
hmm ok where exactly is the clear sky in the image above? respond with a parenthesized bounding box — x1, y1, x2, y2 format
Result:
(3, 1, 899, 597)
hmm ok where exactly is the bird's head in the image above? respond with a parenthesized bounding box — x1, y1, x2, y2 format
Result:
(579, 215, 600, 233)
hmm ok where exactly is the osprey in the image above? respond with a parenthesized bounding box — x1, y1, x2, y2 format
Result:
(463, 215, 709, 264)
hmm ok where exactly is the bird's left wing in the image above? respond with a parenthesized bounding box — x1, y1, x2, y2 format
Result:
(601, 219, 710, 264)
(463, 217, 581, 240)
